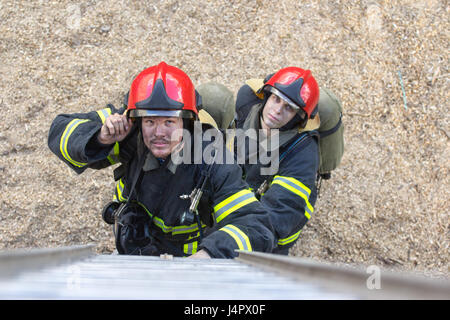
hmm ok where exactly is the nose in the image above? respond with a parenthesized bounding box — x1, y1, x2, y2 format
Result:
(153, 121, 166, 137)
(273, 101, 284, 114)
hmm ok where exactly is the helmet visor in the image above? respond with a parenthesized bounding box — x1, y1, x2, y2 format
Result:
(266, 86, 301, 111)
(266, 86, 307, 120)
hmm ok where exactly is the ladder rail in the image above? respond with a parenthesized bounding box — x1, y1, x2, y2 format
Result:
(235, 250, 450, 300)
(0, 244, 95, 279)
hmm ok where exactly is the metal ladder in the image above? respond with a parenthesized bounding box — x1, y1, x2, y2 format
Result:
(0, 245, 448, 300)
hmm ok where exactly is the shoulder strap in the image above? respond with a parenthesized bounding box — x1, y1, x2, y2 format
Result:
(279, 131, 317, 163)
(193, 148, 218, 241)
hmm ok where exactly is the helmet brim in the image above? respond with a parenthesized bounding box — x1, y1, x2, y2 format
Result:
(128, 109, 195, 119)
(266, 86, 302, 111)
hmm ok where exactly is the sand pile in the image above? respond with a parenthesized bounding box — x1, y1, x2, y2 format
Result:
(0, 0, 448, 276)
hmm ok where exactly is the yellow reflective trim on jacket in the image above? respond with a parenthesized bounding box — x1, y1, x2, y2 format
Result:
(96, 107, 112, 124)
(273, 175, 311, 196)
(59, 119, 90, 168)
(127, 201, 204, 236)
(107, 142, 120, 164)
(271, 175, 313, 219)
(114, 178, 125, 202)
(152, 216, 206, 236)
(186, 231, 200, 241)
(213, 189, 258, 223)
(183, 241, 198, 255)
(220, 224, 252, 251)
(278, 230, 302, 246)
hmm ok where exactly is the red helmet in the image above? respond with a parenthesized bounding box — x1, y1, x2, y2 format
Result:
(127, 62, 198, 119)
(263, 67, 319, 120)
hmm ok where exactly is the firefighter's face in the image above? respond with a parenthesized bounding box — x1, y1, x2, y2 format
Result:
(261, 93, 297, 130)
(141, 116, 184, 159)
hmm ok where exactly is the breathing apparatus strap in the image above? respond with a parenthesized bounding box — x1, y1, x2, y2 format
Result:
(319, 112, 342, 139)
(193, 148, 218, 242)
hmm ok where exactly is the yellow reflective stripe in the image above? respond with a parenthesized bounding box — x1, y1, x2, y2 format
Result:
(125, 201, 204, 236)
(271, 176, 313, 219)
(152, 216, 206, 235)
(273, 175, 311, 195)
(96, 108, 112, 124)
(214, 190, 258, 223)
(183, 241, 198, 255)
(59, 119, 90, 168)
(107, 155, 116, 165)
(220, 224, 252, 251)
(186, 231, 200, 241)
(115, 178, 125, 201)
(278, 230, 302, 246)
(107, 142, 120, 164)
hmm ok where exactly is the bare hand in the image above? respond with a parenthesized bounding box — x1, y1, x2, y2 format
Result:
(188, 249, 211, 259)
(97, 113, 133, 145)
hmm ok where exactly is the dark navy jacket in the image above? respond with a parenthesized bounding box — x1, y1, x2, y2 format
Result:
(48, 104, 275, 258)
(235, 84, 320, 254)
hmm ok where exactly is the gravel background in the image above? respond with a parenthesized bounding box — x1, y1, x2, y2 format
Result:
(0, 1, 448, 276)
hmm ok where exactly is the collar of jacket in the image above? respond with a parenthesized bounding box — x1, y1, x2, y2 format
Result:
(142, 150, 179, 174)
(137, 131, 179, 174)
(243, 103, 300, 151)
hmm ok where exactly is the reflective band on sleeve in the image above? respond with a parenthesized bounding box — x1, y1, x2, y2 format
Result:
(59, 119, 90, 168)
(277, 230, 302, 246)
(96, 108, 112, 124)
(271, 175, 314, 219)
(107, 142, 120, 164)
(219, 224, 252, 251)
(213, 190, 258, 223)
(183, 241, 198, 255)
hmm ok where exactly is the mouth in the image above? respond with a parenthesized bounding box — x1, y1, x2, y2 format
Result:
(268, 114, 279, 123)
(150, 140, 169, 148)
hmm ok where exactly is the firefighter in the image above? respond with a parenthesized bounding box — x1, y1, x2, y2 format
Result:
(233, 67, 321, 255)
(48, 62, 275, 259)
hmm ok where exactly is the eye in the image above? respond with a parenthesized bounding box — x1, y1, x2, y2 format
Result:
(284, 104, 294, 112)
(143, 118, 154, 125)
